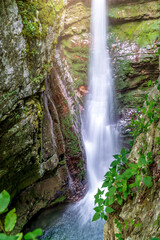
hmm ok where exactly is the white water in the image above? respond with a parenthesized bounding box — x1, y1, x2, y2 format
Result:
(82, 0, 118, 193)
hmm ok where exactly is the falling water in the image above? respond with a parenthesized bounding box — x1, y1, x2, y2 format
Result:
(82, 0, 117, 192)
(33, 0, 118, 239)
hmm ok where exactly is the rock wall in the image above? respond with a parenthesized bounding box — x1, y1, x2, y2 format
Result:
(108, 0, 160, 147)
(103, 81, 160, 239)
(0, 0, 86, 231)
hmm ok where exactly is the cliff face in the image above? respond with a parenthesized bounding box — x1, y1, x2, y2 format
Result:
(103, 83, 160, 239)
(0, 0, 86, 231)
(103, 1, 160, 239)
(108, 0, 160, 145)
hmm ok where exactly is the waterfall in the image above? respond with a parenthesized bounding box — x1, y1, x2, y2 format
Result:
(38, 0, 119, 239)
(82, 0, 118, 192)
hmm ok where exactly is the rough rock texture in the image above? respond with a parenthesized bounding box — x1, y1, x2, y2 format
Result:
(59, 0, 90, 105)
(103, 83, 160, 239)
(0, 0, 86, 231)
(108, 0, 160, 145)
(0, 0, 65, 194)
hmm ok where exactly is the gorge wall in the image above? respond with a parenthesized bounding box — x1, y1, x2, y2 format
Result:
(0, 0, 159, 234)
(0, 0, 86, 231)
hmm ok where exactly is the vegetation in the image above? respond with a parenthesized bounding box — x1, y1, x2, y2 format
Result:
(0, 190, 42, 240)
(93, 81, 160, 239)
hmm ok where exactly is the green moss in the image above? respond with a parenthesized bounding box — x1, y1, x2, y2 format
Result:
(0, 97, 43, 197)
(61, 114, 80, 155)
(16, 0, 64, 40)
(16, 0, 41, 39)
(108, 1, 159, 20)
(62, 39, 89, 89)
(51, 196, 66, 206)
(109, 19, 160, 47)
(117, 90, 145, 109)
(16, 0, 64, 83)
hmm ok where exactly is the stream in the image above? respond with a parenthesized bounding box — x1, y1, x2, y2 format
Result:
(29, 191, 104, 240)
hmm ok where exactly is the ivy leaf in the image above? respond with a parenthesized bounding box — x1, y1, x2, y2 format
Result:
(121, 148, 126, 156)
(97, 198, 104, 205)
(143, 176, 152, 188)
(105, 207, 114, 214)
(5, 208, 17, 232)
(16, 233, 23, 240)
(135, 175, 142, 189)
(0, 190, 10, 214)
(123, 191, 128, 200)
(92, 212, 100, 222)
(110, 160, 118, 167)
(0, 234, 18, 240)
(108, 196, 115, 206)
(102, 181, 109, 188)
(94, 206, 101, 212)
(122, 180, 127, 194)
(147, 80, 152, 87)
(109, 187, 116, 196)
(122, 169, 133, 180)
(24, 229, 43, 240)
(122, 156, 127, 164)
(113, 155, 120, 160)
(139, 154, 146, 165)
(117, 197, 123, 205)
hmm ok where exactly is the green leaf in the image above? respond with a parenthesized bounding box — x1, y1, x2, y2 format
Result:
(105, 207, 114, 214)
(139, 154, 146, 165)
(0, 190, 10, 214)
(92, 212, 100, 222)
(110, 160, 118, 167)
(16, 233, 23, 240)
(113, 155, 120, 160)
(122, 156, 127, 164)
(121, 148, 126, 156)
(102, 181, 109, 188)
(104, 215, 108, 221)
(5, 208, 17, 232)
(97, 198, 104, 205)
(109, 187, 116, 196)
(0, 234, 18, 240)
(122, 180, 127, 194)
(117, 197, 123, 205)
(135, 175, 142, 189)
(143, 176, 152, 188)
(108, 196, 115, 206)
(124, 220, 129, 230)
(24, 229, 43, 240)
(123, 191, 128, 200)
(94, 206, 102, 212)
(147, 80, 152, 87)
(101, 212, 104, 220)
(122, 169, 133, 180)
